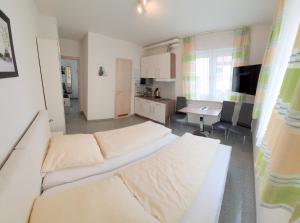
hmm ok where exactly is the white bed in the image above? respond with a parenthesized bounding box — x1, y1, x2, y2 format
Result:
(0, 110, 232, 223)
(12, 110, 177, 190)
(43, 144, 231, 223)
(42, 133, 178, 190)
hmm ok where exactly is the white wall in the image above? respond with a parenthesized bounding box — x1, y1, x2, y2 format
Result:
(37, 15, 59, 39)
(36, 15, 66, 132)
(60, 38, 81, 58)
(37, 38, 66, 132)
(0, 0, 45, 164)
(195, 30, 234, 51)
(85, 32, 142, 120)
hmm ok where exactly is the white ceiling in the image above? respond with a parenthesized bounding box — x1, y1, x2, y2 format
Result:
(35, 0, 277, 46)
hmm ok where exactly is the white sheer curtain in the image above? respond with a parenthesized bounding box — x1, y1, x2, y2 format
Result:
(195, 48, 233, 101)
(256, 0, 300, 144)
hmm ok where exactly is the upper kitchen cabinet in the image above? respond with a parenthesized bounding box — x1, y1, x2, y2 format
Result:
(141, 52, 176, 80)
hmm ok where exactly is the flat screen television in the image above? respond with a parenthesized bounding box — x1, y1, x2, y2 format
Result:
(232, 64, 261, 95)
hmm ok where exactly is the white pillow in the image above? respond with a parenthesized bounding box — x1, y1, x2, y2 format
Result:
(94, 121, 172, 159)
(42, 134, 104, 173)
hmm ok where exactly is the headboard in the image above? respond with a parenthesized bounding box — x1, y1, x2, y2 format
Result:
(0, 110, 51, 223)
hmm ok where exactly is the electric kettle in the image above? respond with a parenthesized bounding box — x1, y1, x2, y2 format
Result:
(154, 88, 161, 98)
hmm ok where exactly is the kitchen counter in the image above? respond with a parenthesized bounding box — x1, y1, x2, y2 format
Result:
(134, 96, 176, 123)
(135, 96, 175, 105)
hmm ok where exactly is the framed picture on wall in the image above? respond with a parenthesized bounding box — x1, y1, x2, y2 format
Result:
(0, 10, 18, 78)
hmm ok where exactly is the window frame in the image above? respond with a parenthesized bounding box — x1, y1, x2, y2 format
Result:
(195, 48, 234, 101)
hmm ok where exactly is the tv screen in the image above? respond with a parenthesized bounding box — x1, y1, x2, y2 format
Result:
(232, 64, 261, 95)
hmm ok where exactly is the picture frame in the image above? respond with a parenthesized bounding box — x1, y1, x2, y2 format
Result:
(0, 10, 18, 78)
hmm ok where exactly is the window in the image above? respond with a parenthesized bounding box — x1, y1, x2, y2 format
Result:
(65, 66, 72, 88)
(195, 48, 233, 100)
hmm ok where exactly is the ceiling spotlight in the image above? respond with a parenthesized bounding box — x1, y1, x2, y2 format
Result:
(137, 3, 143, 14)
(137, 0, 150, 14)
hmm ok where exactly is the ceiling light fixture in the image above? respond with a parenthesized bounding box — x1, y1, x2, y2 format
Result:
(137, 0, 150, 14)
(137, 3, 143, 14)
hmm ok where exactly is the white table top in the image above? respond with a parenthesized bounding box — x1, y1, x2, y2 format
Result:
(179, 107, 221, 117)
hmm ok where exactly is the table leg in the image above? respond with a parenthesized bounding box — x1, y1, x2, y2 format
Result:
(193, 116, 209, 137)
(199, 116, 204, 132)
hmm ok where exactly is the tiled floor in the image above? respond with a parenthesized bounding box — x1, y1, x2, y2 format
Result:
(65, 99, 256, 223)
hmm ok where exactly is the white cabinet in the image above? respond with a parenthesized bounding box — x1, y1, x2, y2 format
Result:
(153, 102, 166, 123)
(134, 97, 143, 115)
(134, 98, 166, 124)
(142, 100, 152, 117)
(141, 53, 176, 79)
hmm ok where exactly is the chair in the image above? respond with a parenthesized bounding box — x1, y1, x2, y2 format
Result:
(227, 103, 254, 144)
(212, 101, 235, 138)
(173, 97, 187, 122)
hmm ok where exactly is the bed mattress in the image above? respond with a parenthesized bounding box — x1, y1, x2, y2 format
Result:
(42, 133, 178, 190)
(43, 144, 231, 223)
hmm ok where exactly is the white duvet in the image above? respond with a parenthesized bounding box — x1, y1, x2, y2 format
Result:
(118, 133, 220, 223)
(30, 177, 159, 223)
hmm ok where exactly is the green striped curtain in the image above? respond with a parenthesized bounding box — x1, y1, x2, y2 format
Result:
(253, 0, 285, 118)
(256, 28, 300, 222)
(182, 36, 197, 99)
(232, 27, 250, 67)
(230, 27, 250, 102)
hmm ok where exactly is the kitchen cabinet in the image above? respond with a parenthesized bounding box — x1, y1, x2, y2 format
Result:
(134, 97, 143, 116)
(152, 102, 166, 123)
(141, 53, 176, 79)
(134, 97, 175, 124)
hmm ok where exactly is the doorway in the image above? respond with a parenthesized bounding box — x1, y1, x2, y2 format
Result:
(61, 56, 80, 115)
(115, 58, 132, 118)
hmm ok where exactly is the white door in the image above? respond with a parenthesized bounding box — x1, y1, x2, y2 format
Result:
(115, 58, 132, 118)
(37, 38, 66, 132)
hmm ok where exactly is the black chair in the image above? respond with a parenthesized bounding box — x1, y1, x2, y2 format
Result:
(212, 101, 235, 138)
(227, 103, 254, 144)
(173, 97, 187, 123)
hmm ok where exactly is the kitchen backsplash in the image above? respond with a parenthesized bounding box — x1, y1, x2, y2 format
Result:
(134, 76, 176, 100)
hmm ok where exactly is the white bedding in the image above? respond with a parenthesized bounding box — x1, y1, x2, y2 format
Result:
(42, 133, 178, 190)
(43, 144, 231, 223)
(94, 121, 172, 159)
(118, 133, 220, 222)
(31, 177, 159, 223)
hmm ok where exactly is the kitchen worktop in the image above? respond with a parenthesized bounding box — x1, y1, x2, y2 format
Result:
(135, 96, 175, 104)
